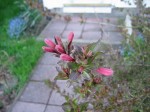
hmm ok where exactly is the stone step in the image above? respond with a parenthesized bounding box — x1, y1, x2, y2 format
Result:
(62, 3, 112, 13)
(63, 7, 112, 13)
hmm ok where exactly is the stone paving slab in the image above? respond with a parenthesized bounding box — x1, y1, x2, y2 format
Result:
(101, 32, 124, 44)
(39, 53, 60, 65)
(45, 106, 64, 112)
(86, 18, 104, 23)
(49, 80, 77, 106)
(39, 20, 67, 39)
(84, 23, 100, 31)
(39, 30, 63, 39)
(70, 17, 83, 22)
(62, 30, 82, 39)
(56, 80, 74, 95)
(47, 20, 67, 31)
(31, 65, 58, 81)
(20, 82, 51, 104)
(103, 18, 118, 24)
(49, 90, 66, 105)
(11, 101, 46, 112)
(66, 22, 84, 31)
(102, 25, 119, 32)
(82, 31, 102, 40)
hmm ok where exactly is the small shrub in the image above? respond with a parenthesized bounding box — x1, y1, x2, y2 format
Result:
(8, 17, 26, 38)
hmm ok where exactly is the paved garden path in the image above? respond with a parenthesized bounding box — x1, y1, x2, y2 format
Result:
(38, 17, 123, 45)
(10, 17, 124, 112)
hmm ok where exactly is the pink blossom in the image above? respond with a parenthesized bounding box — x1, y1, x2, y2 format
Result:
(42, 46, 55, 53)
(44, 39, 56, 48)
(68, 32, 74, 44)
(60, 54, 75, 62)
(55, 45, 66, 54)
(68, 32, 74, 54)
(55, 36, 64, 48)
(96, 67, 113, 76)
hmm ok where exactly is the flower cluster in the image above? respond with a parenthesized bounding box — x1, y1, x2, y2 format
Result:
(8, 17, 26, 38)
(43, 32, 113, 81)
(42, 32, 75, 61)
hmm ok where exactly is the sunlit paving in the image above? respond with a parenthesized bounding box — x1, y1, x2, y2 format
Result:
(0, 0, 150, 112)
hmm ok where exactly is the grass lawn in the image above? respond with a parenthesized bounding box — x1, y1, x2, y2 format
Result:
(0, 37, 44, 92)
(0, 0, 44, 97)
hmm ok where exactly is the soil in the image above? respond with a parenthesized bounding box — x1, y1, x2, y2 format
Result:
(0, 69, 17, 112)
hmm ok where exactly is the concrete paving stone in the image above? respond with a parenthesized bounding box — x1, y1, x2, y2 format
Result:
(66, 22, 84, 31)
(31, 65, 58, 81)
(49, 90, 66, 105)
(103, 18, 118, 24)
(56, 80, 75, 95)
(102, 25, 119, 32)
(82, 31, 102, 40)
(39, 53, 60, 65)
(84, 23, 101, 31)
(101, 32, 124, 44)
(86, 18, 104, 23)
(49, 80, 78, 105)
(62, 30, 82, 39)
(71, 17, 82, 22)
(39, 30, 62, 39)
(48, 20, 67, 31)
(11, 101, 46, 112)
(45, 105, 64, 112)
(20, 82, 51, 103)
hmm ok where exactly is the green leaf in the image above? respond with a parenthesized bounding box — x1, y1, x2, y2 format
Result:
(88, 52, 101, 64)
(30, 14, 41, 27)
(80, 102, 88, 111)
(82, 71, 91, 79)
(72, 99, 78, 110)
(68, 62, 80, 70)
(62, 102, 72, 112)
(65, 96, 70, 102)
(54, 72, 68, 80)
(87, 39, 101, 51)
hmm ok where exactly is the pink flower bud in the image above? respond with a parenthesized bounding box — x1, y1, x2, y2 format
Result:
(55, 36, 64, 47)
(62, 68, 70, 74)
(68, 32, 74, 43)
(96, 67, 113, 76)
(93, 77, 102, 84)
(55, 45, 66, 54)
(78, 66, 84, 73)
(81, 47, 86, 55)
(44, 39, 56, 48)
(68, 32, 74, 54)
(60, 54, 75, 62)
(42, 46, 55, 53)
